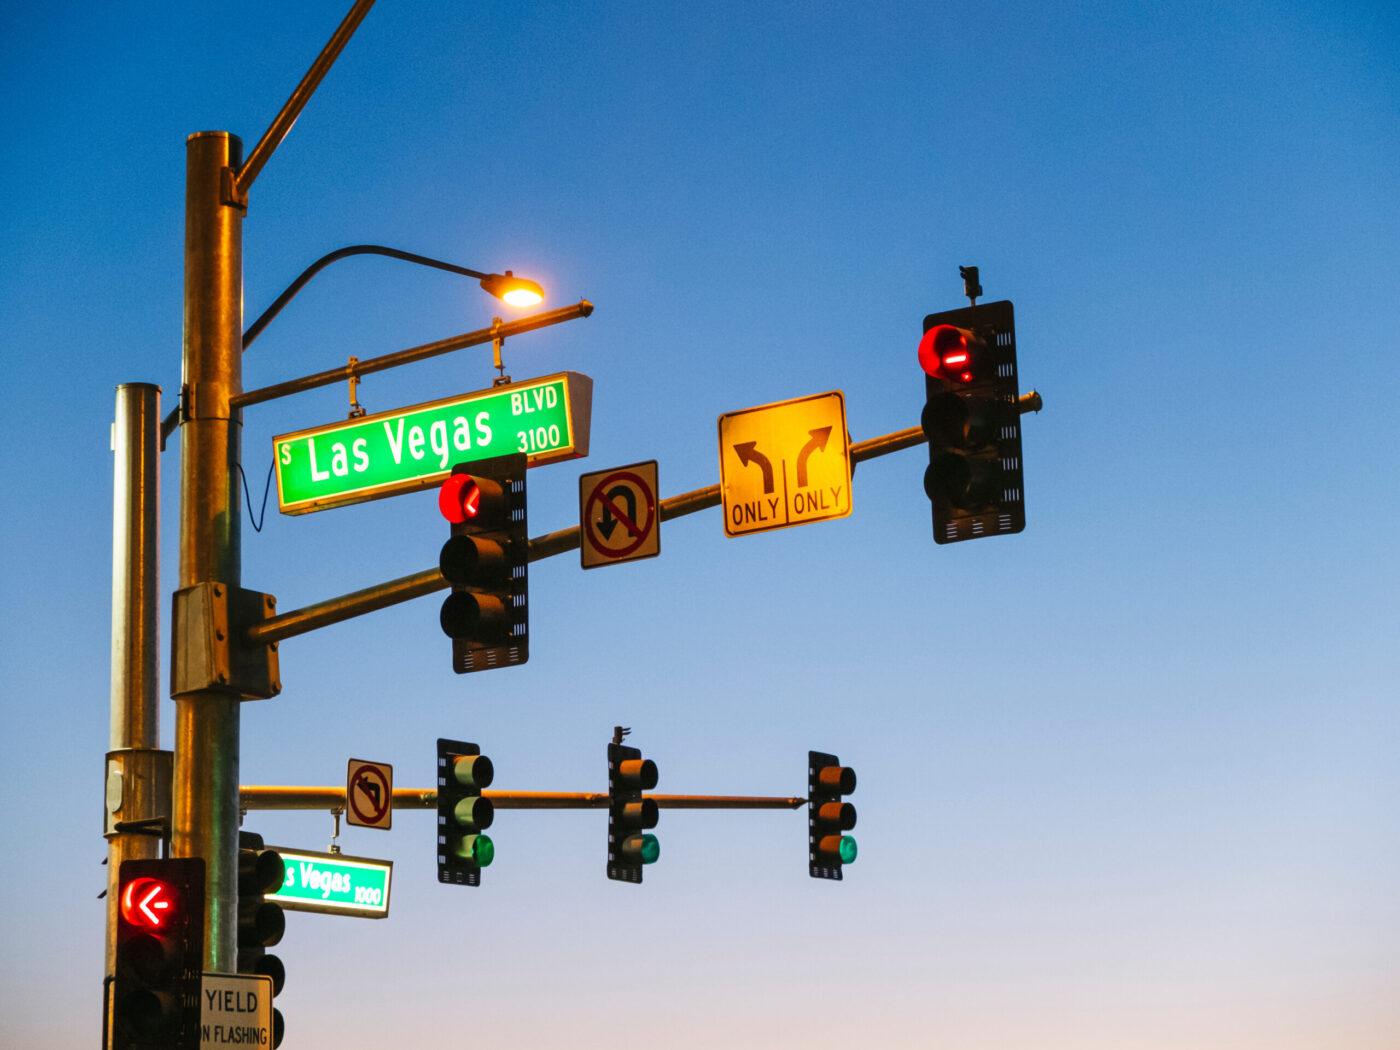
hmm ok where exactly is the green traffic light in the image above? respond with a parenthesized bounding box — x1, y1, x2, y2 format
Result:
(621, 833, 660, 866)
(839, 835, 857, 864)
(475, 834, 495, 867)
(452, 833, 495, 867)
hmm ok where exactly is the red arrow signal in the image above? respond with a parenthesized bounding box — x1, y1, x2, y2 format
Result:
(120, 876, 179, 929)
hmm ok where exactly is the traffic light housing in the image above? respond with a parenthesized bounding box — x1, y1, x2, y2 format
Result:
(607, 737, 659, 883)
(919, 299, 1025, 543)
(238, 832, 286, 1050)
(112, 857, 204, 1050)
(438, 452, 528, 674)
(809, 751, 857, 880)
(437, 738, 495, 885)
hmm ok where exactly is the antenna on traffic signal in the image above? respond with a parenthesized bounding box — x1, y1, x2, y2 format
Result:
(960, 264, 981, 305)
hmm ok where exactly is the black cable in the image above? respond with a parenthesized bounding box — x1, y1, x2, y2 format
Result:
(238, 458, 276, 533)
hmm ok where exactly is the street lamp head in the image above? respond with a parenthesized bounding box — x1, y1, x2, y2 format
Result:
(479, 271, 545, 308)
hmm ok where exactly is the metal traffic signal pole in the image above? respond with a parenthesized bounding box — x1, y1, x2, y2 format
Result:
(171, 0, 378, 974)
(106, 383, 167, 978)
(172, 129, 247, 974)
(240, 424, 938, 648)
(240, 787, 807, 811)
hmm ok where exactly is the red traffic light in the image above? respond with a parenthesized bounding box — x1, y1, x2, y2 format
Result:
(440, 471, 508, 526)
(918, 324, 976, 383)
(437, 455, 529, 674)
(120, 876, 180, 929)
(439, 473, 483, 523)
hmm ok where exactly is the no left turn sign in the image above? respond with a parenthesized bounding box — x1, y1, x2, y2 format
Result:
(346, 759, 392, 830)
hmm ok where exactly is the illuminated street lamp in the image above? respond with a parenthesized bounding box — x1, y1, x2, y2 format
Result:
(242, 244, 546, 350)
(478, 270, 545, 307)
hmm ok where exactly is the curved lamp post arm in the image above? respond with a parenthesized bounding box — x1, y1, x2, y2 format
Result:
(243, 244, 498, 351)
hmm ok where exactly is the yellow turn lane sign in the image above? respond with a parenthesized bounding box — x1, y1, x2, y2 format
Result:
(717, 390, 852, 537)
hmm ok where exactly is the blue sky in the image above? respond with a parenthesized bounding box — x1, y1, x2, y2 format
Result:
(2, 2, 1397, 1047)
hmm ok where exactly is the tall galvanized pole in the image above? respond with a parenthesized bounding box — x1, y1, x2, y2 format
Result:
(105, 383, 166, 977)
(173, 131, 245, 972)
(165, 0, 376, 975)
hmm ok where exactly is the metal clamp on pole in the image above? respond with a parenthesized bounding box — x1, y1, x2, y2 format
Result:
(171, 583, 282, 699)
(491, 318, 512, 386)
(105, 750, 174, 839)
(347, 356, 366, 418)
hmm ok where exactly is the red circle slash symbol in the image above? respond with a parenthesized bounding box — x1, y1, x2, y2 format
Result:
(585, 471, 655, 559)
(350, 765, 391, 826)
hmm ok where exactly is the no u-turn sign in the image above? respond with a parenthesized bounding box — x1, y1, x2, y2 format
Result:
(579, 460, 661, 568)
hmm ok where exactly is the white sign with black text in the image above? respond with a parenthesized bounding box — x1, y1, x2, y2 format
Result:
(201, 972, 274, 1048)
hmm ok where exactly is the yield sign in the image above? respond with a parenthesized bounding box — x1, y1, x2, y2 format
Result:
(579, 460, 660, 569)
(201, 973, 274, 1048)
(346, 759, 393, 829)
(717, 390, 851, 537)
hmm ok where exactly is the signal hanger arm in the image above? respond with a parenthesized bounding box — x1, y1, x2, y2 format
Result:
(163, 302, 593, 443)
(234, 301, 593, 408)
(240, 420, 999, 650)
(239, 786, 806, 811)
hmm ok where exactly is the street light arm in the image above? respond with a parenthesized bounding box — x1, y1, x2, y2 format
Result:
(235, 0, 378, 200)
(242, 245, 492, 351)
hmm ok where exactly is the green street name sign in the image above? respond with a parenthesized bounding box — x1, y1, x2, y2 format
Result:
(268, 848, 393, 918)
(273, 371, 592, 514)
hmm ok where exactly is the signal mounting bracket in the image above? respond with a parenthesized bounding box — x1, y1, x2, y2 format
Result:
(171, 583, 282, 699)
